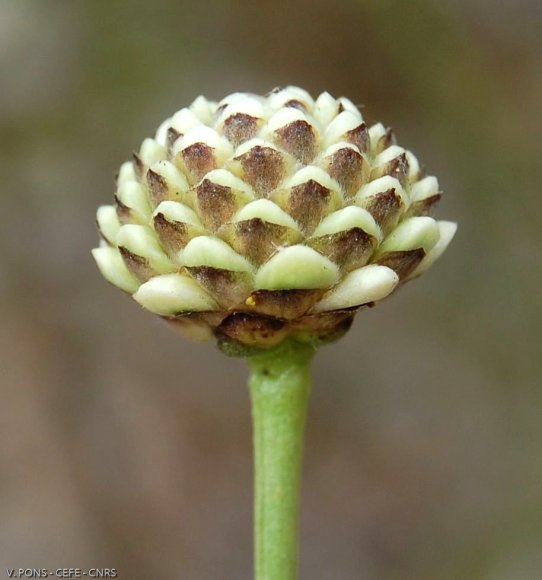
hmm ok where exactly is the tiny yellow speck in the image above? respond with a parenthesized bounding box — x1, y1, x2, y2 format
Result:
(246, 296, 256, 307)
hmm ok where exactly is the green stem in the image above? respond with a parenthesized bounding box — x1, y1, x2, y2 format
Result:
(247, 340, 315, 580)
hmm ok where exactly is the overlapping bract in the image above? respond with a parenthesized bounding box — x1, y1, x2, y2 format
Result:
(93, 87, 456, 349)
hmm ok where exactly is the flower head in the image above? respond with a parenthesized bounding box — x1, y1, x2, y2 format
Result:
(93, 87, 456, 352)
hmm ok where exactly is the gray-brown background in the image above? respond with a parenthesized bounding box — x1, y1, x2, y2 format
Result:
(1, 0, 541, 578)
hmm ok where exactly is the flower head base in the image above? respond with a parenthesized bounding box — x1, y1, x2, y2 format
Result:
(93, 87, 456, 353)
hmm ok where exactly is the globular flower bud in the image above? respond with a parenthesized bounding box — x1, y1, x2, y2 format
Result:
(93, 87, 456, 352)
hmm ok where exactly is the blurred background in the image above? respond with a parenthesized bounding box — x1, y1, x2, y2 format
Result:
(1, 0, 541, 578)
